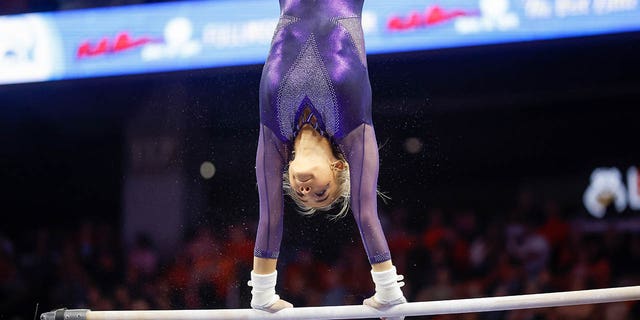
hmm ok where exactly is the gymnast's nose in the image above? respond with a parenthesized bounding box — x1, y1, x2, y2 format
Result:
(295, 173, 313, 194)
(294, 172, 313, 194)
(298, 185, 311, 194)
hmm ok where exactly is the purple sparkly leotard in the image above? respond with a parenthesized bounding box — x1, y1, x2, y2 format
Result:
(254, 0, 392, 265)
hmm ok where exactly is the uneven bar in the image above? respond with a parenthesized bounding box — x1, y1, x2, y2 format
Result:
(42, 286, 640, 320)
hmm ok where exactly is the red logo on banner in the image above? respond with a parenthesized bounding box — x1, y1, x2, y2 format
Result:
(387, 5, 478, 31)
(77, 32, 160, 58)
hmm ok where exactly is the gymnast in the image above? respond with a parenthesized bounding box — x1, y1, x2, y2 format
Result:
(249, 0, 407, 316)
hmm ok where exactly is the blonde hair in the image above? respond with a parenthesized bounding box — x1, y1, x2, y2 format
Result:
(283, 158, 351, 220)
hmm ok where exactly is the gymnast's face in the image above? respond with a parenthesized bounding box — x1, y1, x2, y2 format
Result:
(288, 155, 342, 208)
(289, 126, 346, 208)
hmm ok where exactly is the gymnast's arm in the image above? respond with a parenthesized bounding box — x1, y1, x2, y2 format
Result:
(253, 124, 287, 274)
(339, 123, 393, 271)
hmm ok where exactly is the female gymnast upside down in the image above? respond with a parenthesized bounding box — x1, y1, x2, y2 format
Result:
(249, 0, 407, 316)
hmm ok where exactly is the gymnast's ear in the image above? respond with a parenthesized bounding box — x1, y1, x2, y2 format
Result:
(331, 160, 347, 171)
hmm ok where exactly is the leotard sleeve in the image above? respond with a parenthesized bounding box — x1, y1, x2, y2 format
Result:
(339, 124, 392, 264)
(253, 124, 288, 260)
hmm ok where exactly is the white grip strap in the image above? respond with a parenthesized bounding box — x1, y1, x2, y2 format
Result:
(371, 266, 406, 304)
(248, 270, 280, 308)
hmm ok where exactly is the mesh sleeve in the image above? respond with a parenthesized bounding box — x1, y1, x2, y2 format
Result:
(254, 124, 287, 259)
(339, 123, 392, 264)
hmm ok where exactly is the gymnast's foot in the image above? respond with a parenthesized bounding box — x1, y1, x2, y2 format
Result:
(252, 298, 293, 313)
(364, 295, 407, 320)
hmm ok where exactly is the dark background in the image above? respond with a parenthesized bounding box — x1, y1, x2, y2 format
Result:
(2, 31, 639, 229)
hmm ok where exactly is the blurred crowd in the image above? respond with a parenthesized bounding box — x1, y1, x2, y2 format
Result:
(2, 193, 640, 320)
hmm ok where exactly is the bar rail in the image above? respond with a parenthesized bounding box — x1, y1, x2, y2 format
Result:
(42, 285, 640, 320)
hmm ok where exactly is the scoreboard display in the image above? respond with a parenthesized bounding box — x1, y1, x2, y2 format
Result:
(1, 0, 639, 85)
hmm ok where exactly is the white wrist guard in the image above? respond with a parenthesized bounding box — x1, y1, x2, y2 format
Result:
(248, 270, 280, 309)
(371, 266, 406, 304)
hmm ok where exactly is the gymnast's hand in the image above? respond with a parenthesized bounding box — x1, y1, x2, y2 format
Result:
(254, 298, 293, 313)
(248, 269, 293, 312)
(364, 295, 407, 320)
(363, 264, 407, 320)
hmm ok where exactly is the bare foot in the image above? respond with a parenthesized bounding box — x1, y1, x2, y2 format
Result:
(363, 296, 406, 320)
(253, 299, 293, 313)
